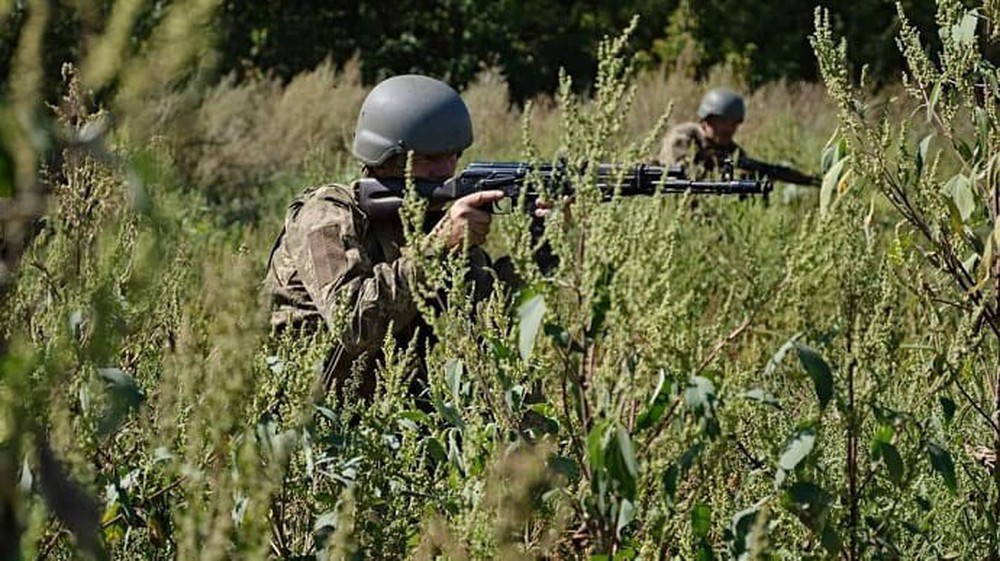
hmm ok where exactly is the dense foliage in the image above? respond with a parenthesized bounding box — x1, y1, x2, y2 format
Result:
(1, 0, 944, 103)
(4, 0, 1000, 559)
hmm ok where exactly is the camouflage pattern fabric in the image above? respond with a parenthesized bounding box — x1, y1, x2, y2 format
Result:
(656, 121, 743, 175)
(265, 180, 510, 397)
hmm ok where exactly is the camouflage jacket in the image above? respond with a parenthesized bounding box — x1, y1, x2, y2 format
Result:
(265, 181, 505, 395)
(657, 122, 744, 174)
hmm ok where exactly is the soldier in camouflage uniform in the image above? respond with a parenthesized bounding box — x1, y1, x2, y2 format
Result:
(265, 74, 508, 398)
(658, 87, 819, 186)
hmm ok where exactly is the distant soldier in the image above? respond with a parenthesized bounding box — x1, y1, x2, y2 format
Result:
(658, 87, 820, 186)
(265, 74, 510, 399)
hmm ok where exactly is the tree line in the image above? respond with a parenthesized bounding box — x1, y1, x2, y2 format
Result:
(1, 0, 943, 104)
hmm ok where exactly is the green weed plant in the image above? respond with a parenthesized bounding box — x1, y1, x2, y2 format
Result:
(1, 1, 999, 559)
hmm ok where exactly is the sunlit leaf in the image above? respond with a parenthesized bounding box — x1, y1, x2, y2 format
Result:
(742, 388, 782, 410)
(587, 420, 609, 471)
(776, 424, 817, 487)
(952, 11, 978, 46)
(763, 334, 799, 377)
(820, 156, 846, 217)
(917, 134, 933, 175)
(949, 174, 976, 221)
(684, 376, 716, 414)
(636, 369, 673, 431)
(517, 291, 546, 361)
(726, 499, 767, 559)
(928, 82, 942, 123)
(444, 358, 463, 402)
(615, 498, 635, 538)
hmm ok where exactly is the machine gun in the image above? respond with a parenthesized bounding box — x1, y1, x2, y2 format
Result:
(733, 156, 820, 187)
(357, 161, 773, 217)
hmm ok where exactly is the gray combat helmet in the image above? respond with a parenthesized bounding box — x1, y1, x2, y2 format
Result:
(352, 74, 473, 166)
(697, 87, 746, 122)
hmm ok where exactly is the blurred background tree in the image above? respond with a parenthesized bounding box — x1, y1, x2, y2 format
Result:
(0, 0, 946, 105)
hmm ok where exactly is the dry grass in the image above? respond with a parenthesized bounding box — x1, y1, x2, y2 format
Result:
(137, 60, 845, 198)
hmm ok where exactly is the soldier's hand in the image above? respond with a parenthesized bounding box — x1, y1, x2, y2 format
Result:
(431, 190, 506, 249)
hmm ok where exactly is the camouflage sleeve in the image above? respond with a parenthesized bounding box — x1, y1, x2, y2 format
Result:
(285, 195, 422, 356)
(657, 124, 699, 167)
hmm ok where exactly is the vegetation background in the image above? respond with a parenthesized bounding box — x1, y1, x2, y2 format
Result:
(2, 0, 1000, 559)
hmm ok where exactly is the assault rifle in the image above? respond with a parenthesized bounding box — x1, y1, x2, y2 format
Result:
(357, 161, 773, 217)
(733, 156, 820, 187)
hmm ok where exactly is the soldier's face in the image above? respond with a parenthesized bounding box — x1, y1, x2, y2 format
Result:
(702, 116, 741, 146)
(412, 152, 459, 182)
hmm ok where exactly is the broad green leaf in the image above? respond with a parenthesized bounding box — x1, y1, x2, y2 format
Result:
(956, 138, 974, 163)
(795, 344, 834, 410)
(587, 420, 609, 471)
(871, 422, 894, 444)
(776, 425, 817, 487)
(517, 292, 547, 361)
(917, 134, 933, 175)
(975, 108, 989, 148)
(550, 455, 580, 481)
(691, 502, 712, 539)
(950, 174, 976, 221)
(821, 525, 842, 554)
(952, 11, 978, 46)
(444, 358, 463, 402)
(742, 388, 782, 410)
(663, 443, 704, 501)
(726, 499, 767, 559)
(880, 442, 904, 486)
(926, 443, 957, 493)
(543, 322, 574, 351)
(763, 334, 799, 377)
(684, 376, 717, 414)
(435, 401, 464, 429)
(820, 156, 846, 217)
(636, 369, 672, 431)
(615, 426, 639, 480)
(820, 128, 845, 173)
(781, 481, 832, 530)
(615, 498, 636, 538)
(97, 367, 143, 410)
(426, 437, 447, 462)
(939, 396, 956, 424)
(97, 367, 144, 435)
(928, 81, 942, 123)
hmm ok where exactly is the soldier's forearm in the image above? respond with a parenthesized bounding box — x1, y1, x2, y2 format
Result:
(335, 253, 424, 355)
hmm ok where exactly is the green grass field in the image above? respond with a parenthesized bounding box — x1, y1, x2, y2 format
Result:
(2, 3, 1000, 559)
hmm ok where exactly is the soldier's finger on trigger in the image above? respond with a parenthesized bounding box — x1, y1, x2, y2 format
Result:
(468, 190, 505, 208)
